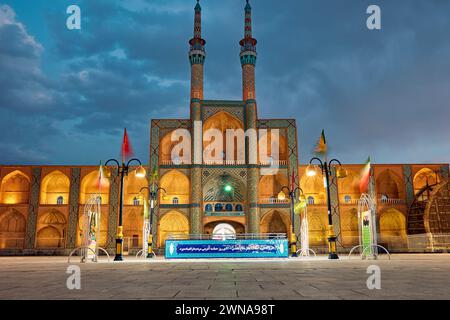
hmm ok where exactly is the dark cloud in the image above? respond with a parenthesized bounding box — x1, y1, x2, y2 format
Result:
(0, 0, 449, 165)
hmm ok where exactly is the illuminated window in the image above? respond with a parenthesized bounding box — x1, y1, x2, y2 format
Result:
(225, 203, 233, 211)
(235, 204, 243, 211)
(205, 204, 213, 212)
(172, 197, 179, 205)
(307, 196, 315, 205)
(215, 203, 223, 212)
(344, 195, 351, 203)
(133, 197, 140, 206)
(56, 196, 64, 205)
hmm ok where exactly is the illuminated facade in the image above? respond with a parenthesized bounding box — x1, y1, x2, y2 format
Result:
(0, 1, 449, 255)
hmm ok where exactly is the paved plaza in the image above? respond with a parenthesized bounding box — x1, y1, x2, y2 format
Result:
(0, 254, 449, 300)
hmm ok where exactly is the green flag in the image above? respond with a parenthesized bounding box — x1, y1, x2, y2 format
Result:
(294, 199, 307, 214)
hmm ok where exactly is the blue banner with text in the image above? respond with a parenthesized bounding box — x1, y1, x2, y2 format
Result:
(165, 239, 289, 259)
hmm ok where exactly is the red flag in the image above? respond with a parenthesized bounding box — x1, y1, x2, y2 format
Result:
(121, 128, 133, 162)
(359, 157, 371, 193)
(97, 161, 107, 190)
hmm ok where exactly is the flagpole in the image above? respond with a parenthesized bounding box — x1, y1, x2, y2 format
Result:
(308, 130, 347, 259)
(105, 129, 146, 261)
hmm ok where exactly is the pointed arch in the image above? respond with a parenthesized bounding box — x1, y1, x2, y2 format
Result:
(338, 169, 361, 200)
(124, 171, 148, 205)
(157, 210, 189, 247)
(0, 209, 26, 249)
(36, 210, 66, 248)
(379, 208, 407, 250)
(36, 226, 62, 248)
(80, 170, 110, 204)
(203, 111, 244, 161)
(413, 168, 440, 195)
(0, 170, 30, 204)
(204, 220, 245, 235)
(300, 173, 326, 203)
(159, 130, 191, 164)
(376, 169, 403, 199)
(40, 170, 70, 205)
(159, 170, 190, 204)
(260, 210, 289, 235)
(258, 173, 288, 200)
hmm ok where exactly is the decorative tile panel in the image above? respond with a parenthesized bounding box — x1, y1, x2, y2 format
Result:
(66, 168, 81, 249)
(24, 167, 41, 249)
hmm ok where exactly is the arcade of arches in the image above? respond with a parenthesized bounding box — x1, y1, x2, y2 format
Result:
(0, 164, 448, 253)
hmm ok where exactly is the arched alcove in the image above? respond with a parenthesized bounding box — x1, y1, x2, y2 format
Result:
(204, 220, 245, 235)
(40, 171, 70, 205)
(0, 209, 26, 249)
(338, 169, 360, 202)
(379, 208, 407, 250)
(159, 170, 190, 204)
(157, 211, 189, 247)
(300, 173, 326, 203)
(0, 170, 30, 204)
(413, 168, 440, 195)
(36, 210, 67, 248)
(124, 172, 148, 205)
(376, 170, 403, 199)
(260, 210, 289, 235)
(80, 170, 110, 204)
(258, 173, 288, 201)
(203, 111, 244, 162)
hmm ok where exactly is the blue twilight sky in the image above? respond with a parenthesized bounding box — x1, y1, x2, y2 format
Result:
(0, 0, 449, 165)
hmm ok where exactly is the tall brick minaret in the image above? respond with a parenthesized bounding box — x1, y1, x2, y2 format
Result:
(189, 0, 206, 103)
(189, 0, 205, 235)
(240, 0, 260, 234)
(240, 0, 257, 101)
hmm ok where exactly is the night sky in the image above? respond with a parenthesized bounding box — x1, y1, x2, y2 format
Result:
(0, 0, 449, 165)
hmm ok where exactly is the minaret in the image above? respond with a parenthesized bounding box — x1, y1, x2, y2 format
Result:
(189, 0, 206, 101)
(241, 0, 260, 234)
(240, 0, 257, 101)
(189, 1, 205, 236)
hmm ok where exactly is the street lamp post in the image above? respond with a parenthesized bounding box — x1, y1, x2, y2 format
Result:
(105, 158, 146, 261)
(140, 185, 166, 258)
(307, 157, 347, 259)
(278, 186, 306, 257)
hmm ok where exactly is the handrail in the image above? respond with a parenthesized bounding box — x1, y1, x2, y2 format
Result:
(135, 249, 156, 259)
(296, 248, 317, 257)
(348, 244, 390, 260)
(67, 246, 110, 263)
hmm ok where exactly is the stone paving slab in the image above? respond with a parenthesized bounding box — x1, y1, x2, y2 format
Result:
(0, 254, 449, 300)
